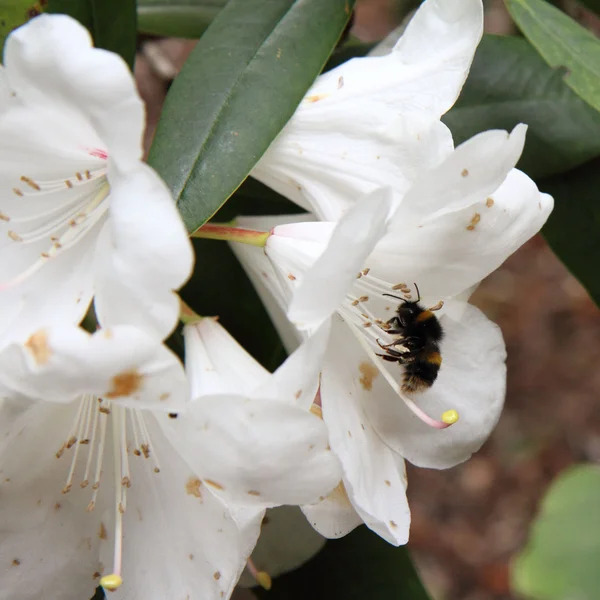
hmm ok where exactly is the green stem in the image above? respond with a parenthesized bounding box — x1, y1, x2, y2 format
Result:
(191, 222, 270, 247)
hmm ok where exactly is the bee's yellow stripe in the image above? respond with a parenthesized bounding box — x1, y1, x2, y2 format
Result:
(415, 310, 434, 323)
(425, 351, 442, 366)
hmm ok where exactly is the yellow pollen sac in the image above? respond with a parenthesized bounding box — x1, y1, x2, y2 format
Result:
(100, 574, 123, 592)
(441, 410, 459, 425)
(256, 571, 272, 590)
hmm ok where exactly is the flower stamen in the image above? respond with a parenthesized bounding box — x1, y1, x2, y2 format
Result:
(346, 320, 458, 429)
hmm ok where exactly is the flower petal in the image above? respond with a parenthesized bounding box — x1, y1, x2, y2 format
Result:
(320, 316, 411, 545)
(390, 124, 528, 226)
(0, 325, 187, 410)
(103, 414, 263, 600)
(255, 320, 331, 409)
(158, 395, 342, 507)
(0, 218, 99, 343)
(230, 217, 309, 354)
(184, 318, 270, 398)
(301, 482, 363, 539)
(286, 188, 393, 330)
(5, 14, 144, 172)
(0, 400, 103, 600)
(366, 303, 506, 469)
(373, 166, 553, 301)
(94, 164, 194, 339)
(252, 0, 483, 219)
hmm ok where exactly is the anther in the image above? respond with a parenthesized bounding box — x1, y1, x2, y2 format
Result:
(20, 176, 40, 191)
(442, 410, 459, 424)
(100, 574, 123, 592)
(246, 557, 272, 591)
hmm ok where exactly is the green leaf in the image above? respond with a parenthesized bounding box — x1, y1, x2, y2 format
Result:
(512, 465, 600, 600)
(443, 34, 600, 180)
(505, 0, 600, 114)
(137, 0, 226, 38)
(181, 190, 302, 370)
(254, 526, 431, 600)
(147, 0, 354, 234)
(0, 2, 39, 58)
(539, 159, 600, 307)
(47, 0, 137, 68)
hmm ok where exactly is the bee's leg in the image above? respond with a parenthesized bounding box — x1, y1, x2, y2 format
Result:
(376, 353, 402, 363)
(376, 338, 406, 350)
(386, 316, 403, 328)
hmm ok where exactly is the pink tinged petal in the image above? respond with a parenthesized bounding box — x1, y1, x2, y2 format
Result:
(184, 318, 270, 398)
(230, 215, 316, 353)
(286, 188, 394, 330)
(101, 414, 263, 600)
(5, 14, 145, 172)
(320, 317, 411, 545)
(252, 0, 483, 220)
(373, 166, 552, 301)
(255, 320, 331, 410)
(301, 483, 363, 539)
(158, 395, 342, 508)
(94, 164, 194, 339)
(366, 303, 506, 469)
(0, 401, 104, 600)
(0, 325, 187, 410)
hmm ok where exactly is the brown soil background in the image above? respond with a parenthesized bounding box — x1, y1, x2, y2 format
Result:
(135, 2, 600, 598)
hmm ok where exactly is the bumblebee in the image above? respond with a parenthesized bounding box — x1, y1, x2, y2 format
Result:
(376, 284, 444, 393)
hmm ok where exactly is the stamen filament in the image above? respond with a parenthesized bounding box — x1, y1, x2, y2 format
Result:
(101, 407, 125, 592)
(191, 223, 270, 247)
(348, 322, 458, 429)
(246, 557, 272, 590)
(88, 404, 109, 511)
(81, 399, 100, 488)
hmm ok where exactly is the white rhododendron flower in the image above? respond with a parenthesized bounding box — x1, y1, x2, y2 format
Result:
(252, 0, 484, 220)
(232, 126, 554, 545)
(162, 317, 342, 508)
(0, 316, 341, 599)
(0, 14, 192, 343)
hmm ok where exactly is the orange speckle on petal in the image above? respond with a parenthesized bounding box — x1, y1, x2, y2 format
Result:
(98, 522, 107, 540)
(185, 477, 202, 499)
(105, 370, 143, 398)
(359, 362, 379, 391)
(24, 330, 51, 365)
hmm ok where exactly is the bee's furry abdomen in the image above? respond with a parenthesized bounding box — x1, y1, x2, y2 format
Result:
(401, 350, 441, 392)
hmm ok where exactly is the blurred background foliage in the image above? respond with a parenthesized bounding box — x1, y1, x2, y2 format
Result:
(3, 0, 600, 598)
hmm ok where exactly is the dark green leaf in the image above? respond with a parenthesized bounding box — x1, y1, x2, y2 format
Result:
(137, 0, 226, 38)
(540, 158, 600, 307)
(578, 0, 600, 14)
(147, 0, 354, 234)
(512, 465, 600, 600)
(505, 0, 600, 114)
(254, 527, 431, 600)
(48, 0, 137, 68)
(181, 191, 302, 370)
(443, 34, 600, 180)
